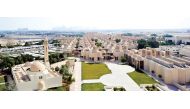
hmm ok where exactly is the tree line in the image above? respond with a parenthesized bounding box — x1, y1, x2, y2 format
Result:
(49, 53, 65, 64)
(0, 52, 66, 70)
(137, 38, 159, 49)
(0, 54, 35, 70)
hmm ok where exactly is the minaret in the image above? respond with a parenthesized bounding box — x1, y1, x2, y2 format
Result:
(44, 37, 50, 67)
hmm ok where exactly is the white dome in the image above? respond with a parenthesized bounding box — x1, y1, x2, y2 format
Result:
(30, 61, 46, 72)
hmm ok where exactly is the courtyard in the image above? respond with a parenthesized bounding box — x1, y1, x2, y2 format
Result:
(81, 62, 142, 91)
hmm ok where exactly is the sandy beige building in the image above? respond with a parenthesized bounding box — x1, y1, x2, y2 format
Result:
(126, 47, 190, 85)
(80, 32, 138, 62)
(11, 37, 62, 91)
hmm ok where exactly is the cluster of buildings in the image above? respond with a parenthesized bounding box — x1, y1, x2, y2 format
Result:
(0, 37, 78, 58)
(79, 32, 139, 62)
(159, 45, 190, 57)
(56, 37, 78, 55)
(165, 34, 190, 45)
(3, 31, 190, 91)
(126, 47, 190, 85)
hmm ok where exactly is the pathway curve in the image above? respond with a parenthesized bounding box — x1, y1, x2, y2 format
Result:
(100, 62, 142, 91)
(81, 62, 142, 91)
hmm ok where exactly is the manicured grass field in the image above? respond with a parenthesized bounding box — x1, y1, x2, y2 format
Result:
(128, 71, 157, 85)
(82, 83, 105, 91)
(82, 62, 111, 80)
(47, 86, 66, 91)
(0, 76, 5, 83)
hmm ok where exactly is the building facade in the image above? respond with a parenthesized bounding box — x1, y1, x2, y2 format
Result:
(125, 47, 190, 85)
(11, 37, 62, 91)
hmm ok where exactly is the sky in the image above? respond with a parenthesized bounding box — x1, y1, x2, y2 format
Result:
(0, 0, 190, 30)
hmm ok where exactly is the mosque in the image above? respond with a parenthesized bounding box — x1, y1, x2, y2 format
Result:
(11, 37, 62, 91)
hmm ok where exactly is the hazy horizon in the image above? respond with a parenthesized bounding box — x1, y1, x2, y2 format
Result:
(0, 0, 190, 31)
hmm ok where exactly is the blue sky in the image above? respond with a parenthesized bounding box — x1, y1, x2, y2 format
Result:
(0, 0, 190, 30)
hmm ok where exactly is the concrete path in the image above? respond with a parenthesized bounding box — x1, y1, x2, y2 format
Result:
(70, 58, 82, 91)
(100, 62, 142, 91)
(82, 79, 100, 83)
(80, 62, 142, 91)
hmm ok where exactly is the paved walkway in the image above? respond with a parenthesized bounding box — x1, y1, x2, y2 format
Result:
(100, 62, 142, 91)
(70, 58, 82, 91)
(82, 79, 100, 83)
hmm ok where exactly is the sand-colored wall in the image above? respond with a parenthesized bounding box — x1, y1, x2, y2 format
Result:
(113, 52, 124, 59)
(143, 58, 150, 72)
(163, 68, 178, 84)
(178, 68, 186, 84)
(177, 68, 190, 84)
(155, 64, 162, 76)
(185, 68, 190, 83)
(163, 68, 172, 84)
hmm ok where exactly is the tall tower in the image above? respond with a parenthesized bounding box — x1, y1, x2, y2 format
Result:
(44, 37, 50, 67)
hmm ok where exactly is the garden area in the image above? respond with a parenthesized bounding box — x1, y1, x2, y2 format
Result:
(82, 62, 111, 80)
(82, 83, 105, 91)
(128, 70, 157, 85)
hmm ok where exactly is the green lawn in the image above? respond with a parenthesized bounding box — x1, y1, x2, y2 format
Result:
(82, 83, 105, 91)
(128, 70, 157, 85)
(82, 62, 111, 80)
(0, 76, 5, 83)
(0, 84, 7, 91)
(47, 86, 66, 91)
